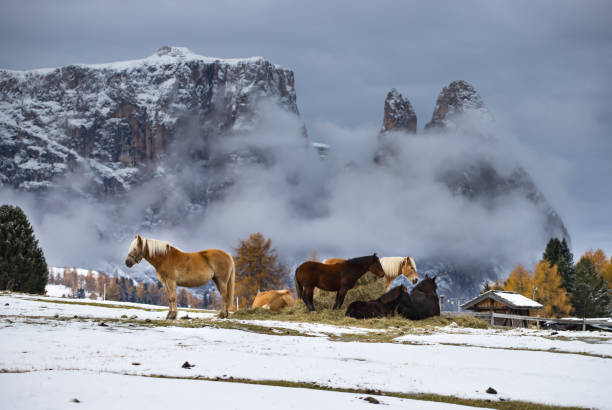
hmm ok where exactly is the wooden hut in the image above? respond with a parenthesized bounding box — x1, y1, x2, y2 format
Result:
(460, 290, 543, 327)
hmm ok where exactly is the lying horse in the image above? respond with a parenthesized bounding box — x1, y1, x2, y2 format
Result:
(397, 275, 440, 320)
(345, 285, 408, 319)
(295, 254, 385, 311)
(324, 256, 418, 290)
(125, 235, 235, 319)
(251, 289, 295, 311)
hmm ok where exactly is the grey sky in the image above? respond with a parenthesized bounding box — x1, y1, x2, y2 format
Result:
(1, 0, 611, 257)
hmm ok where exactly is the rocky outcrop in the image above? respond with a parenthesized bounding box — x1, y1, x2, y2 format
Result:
(424, 80, 490, 132)
(0, 46, 301, 193)
(377, 80, 570, 296)
(381, 89, 416, 134)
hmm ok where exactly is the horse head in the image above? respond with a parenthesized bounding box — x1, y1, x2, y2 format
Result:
(400, 257, 418, 284)
(414, 275, 438, 294)
(125, 235, 145, 267)
(369, 253, 386, 277)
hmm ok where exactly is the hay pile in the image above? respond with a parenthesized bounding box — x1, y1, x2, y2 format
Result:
(312, 272, 386, 310)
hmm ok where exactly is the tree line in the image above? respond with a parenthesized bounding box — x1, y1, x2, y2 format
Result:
(484, 238, 612, 318)
(47, 268, 217, 308)
(46, 231, 291, 310)
(3, 204, 610, 317)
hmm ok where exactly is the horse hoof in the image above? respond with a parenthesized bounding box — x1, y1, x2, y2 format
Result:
(218, 312, 228, 319)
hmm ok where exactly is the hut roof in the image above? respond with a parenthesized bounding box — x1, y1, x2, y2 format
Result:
(461, 290, 543, 310)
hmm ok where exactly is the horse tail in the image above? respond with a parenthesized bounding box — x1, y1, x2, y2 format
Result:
(294, 271, 303, 300)
(228, 254, 235, 311)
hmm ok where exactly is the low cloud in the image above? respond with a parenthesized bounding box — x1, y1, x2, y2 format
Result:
(1, 104, 562, 294)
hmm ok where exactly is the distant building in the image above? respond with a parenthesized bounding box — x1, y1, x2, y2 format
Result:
(461, 290, 543, 327)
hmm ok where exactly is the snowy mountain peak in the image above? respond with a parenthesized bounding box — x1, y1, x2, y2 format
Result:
(425, 80, 491, 132)
(0, 47, 300, 193)
(154, 45, 193, 58)
(381, 88, 416, 134)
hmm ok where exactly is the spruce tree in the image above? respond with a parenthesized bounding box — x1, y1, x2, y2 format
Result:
(572, 258, 612, 318)
(542, 237, 575, 292)
(0, 205, 48, 294)
(234, 233, 289, 308)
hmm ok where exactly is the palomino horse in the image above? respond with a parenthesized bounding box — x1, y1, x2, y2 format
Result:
(397, 275, 440, 320)
(251, 289, 295, 311)
(324, 256, 418, 290)
(295, 254, 385, 311)
(125, 235, 235, 319)
(345, 285, 408, 319)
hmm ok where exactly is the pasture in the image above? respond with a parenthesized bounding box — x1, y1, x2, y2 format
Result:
(1, 291, 611, 409)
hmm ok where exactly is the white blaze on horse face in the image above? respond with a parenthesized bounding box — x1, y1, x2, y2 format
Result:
(402, 257, 418, 284)
(409, 257, 417, 273)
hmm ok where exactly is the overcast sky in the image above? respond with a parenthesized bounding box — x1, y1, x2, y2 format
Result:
(1, 0, 611, 258)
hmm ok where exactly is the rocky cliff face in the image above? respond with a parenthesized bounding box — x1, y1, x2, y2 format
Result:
(424, 80, 490, 132)
(377, 81, 570, 296)
(381, 89, 416, 134)
(0, 46, 300, 194)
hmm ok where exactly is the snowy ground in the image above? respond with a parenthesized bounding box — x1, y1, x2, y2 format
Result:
(0, 371, 473, 410)
(395, 324, 612, 357)
(1, 292, 611, 409)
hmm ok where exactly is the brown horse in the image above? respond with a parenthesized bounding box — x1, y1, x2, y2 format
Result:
(295, 254, 385, 311)
(397, 275, 440, 320)
(324, 256, 418, 290)
(125, 235, 235, 319)
(345, 285, 408, 319)
(251, 289, 295, 311)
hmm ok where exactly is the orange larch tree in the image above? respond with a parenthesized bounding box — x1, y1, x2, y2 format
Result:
(504, 264, 533, 297)
(532, 261, 572, 318)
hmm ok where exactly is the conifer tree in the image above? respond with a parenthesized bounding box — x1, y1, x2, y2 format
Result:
(308, 250, 320, 262)
(504, 264, 533, 297)
(234, 233, 289, 308)
(582, 249, 608, 275)
(572, 257, 612, 317)
(85, 271, 96, 292)
(177, 288, 189, 307)
(0, 205, 48, 294)
(542, 237, 575, 292)
(105, 280, 122, 301)
(602, 257, 612, 289)
(532, 261, 572, 318)
(480, 280, 503, 294)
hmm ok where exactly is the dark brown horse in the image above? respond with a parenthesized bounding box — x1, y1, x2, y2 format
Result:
(397, 275, 440, 320)
(345, 285, 408, 319)
(295, 254, 385, 311)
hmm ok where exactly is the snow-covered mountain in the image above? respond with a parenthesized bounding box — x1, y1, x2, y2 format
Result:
(377, 81, 570, 295)
(424, 80, 491, 132)
(0, 49, 570, 296)
(0, 46, 300, 194)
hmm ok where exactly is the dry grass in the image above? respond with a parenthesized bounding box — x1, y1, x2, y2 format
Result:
(313, 272, 386, 309)
(144, 374, 585, 410)
(231, 299, 488, 330)
(233, 273, 487, 330)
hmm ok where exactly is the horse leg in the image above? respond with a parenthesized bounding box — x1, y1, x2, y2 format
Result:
(333, 289, 347, 309)
(213, 276, 230, 319)
(163, 279, 177, 320)
(302, 287, 315, 312)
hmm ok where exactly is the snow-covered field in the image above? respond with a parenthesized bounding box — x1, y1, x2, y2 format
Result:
(1, 292, 611, 409)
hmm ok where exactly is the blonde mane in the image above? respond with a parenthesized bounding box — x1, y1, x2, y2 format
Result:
(380, 257, 404, 276)
(129, 236, 181, 258)
(380, 256, 416, 276)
